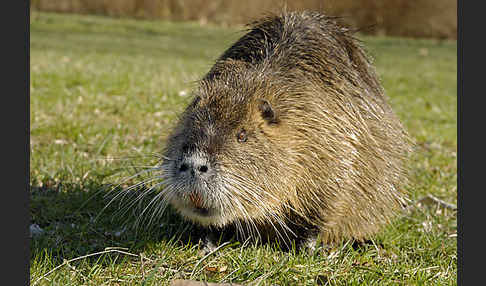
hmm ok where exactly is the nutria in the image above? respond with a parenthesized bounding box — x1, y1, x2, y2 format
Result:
(159, 11, 412, 246)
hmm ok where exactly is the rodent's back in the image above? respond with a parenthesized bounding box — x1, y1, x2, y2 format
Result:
(207, 11, 383, 97)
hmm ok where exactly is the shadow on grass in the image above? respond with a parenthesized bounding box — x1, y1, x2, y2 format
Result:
(30, 178, 384, 269)
(29, 180, 208, 266)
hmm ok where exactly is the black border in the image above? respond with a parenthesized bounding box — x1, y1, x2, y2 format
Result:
(12, 0, 31, 285)
(26, 1, 31, 285)
(458, 0, 479, 285)
(1, 0, 31, 284)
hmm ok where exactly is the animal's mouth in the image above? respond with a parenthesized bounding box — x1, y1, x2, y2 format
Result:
(168, 187, 228, 226)
(192, 205, 211, 216)
(166, 190, 214, 219)
(188, 191, 212, 217)
(176, 201, 219, 224)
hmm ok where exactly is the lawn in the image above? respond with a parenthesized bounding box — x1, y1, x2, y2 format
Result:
(30, 11, 457, 285)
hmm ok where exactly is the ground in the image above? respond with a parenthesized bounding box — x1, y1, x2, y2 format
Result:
(30, 12, 457, 285)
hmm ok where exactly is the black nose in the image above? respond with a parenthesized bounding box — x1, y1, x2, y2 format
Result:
(198, 165, 208, 173)
(178, 158, 210, 178)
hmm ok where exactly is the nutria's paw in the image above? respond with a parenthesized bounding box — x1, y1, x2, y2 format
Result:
(297, 234, 333, 255)
(199, 235, 218, 255)
(301, 236, 318, 253)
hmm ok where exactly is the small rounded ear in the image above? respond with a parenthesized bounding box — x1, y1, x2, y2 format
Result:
(258, 99, 279, 124)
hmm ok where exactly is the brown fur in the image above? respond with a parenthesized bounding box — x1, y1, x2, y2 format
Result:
(161, 11, 413, 245)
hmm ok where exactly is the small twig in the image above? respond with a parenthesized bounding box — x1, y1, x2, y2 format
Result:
(418, 194, 456, 210)
(402, 194, 457, 215)
(32, 248, 140, 286)
(421, 265, 440, 272)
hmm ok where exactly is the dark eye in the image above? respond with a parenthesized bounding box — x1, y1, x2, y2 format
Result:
(236, 129, 247, 143)
(182, 144, 189, 153)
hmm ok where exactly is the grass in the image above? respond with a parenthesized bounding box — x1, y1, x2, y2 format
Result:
(30, 12, 457, 285)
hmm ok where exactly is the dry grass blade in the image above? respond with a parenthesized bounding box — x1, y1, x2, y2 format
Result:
(31, 248, 144, 286)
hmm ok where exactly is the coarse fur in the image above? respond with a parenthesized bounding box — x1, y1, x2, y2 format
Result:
(157, 11, 413, 246)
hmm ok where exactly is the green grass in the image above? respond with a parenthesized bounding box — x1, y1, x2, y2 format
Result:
(30, 12, 457, 285)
